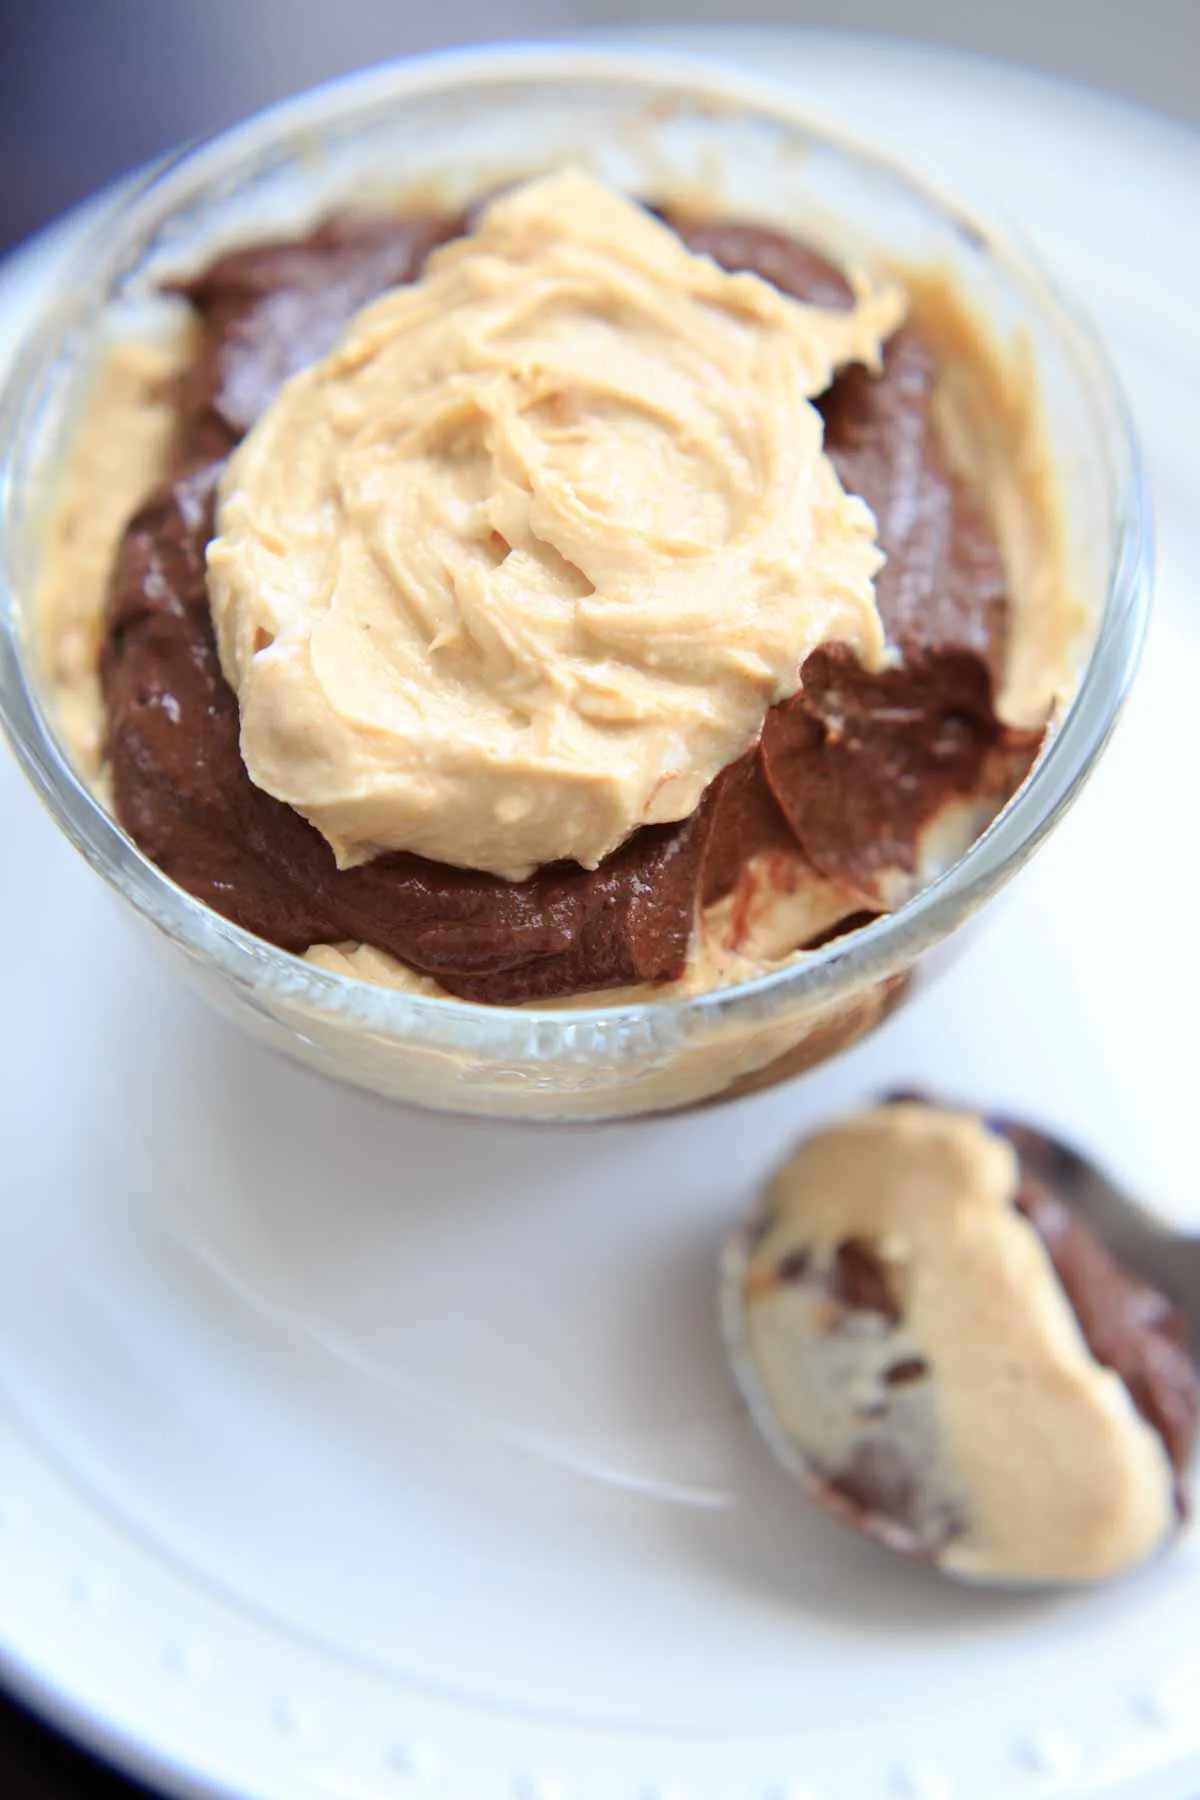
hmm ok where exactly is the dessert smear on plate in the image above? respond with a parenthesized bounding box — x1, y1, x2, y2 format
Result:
(37, 168, 1077, 1006)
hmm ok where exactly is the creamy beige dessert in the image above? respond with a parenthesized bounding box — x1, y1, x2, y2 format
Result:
(38, 170, 1078, 1007)
(209, 173, 903, 880)
(730, 1103, 1199, 1584)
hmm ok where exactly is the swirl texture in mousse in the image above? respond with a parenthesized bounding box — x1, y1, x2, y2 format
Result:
(81, 175, 1050, 1003)
(206, 171, 900, 880)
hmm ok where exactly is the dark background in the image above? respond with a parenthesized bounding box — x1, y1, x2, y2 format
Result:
(1, 0, 1197, 257)
(0, 1695, 155, 1798)
(0, 0, 1196, 1794)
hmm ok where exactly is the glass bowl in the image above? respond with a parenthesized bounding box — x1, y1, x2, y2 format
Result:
(0, 44, 1149, 1121)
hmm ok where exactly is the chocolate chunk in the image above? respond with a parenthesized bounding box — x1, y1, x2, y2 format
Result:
(775, 1247, 812, 1283)
(883, 1356, 929, 1386)
(826, 1440, 918, 1519)
(830, 1238, 903, 1323)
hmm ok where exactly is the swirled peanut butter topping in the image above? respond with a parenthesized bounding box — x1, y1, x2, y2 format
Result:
(206, 170, 902, 879)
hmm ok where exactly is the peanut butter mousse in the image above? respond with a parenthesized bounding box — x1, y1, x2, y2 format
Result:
(207, 172, 900, 880)
(42, 174, 1064, 1003)
(731, 1104, 1200, 1584)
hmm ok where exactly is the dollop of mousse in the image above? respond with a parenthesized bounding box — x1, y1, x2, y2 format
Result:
(99, 200, 1041, 1004)
(207, 170, 901, 880)
(732, 1103, 1200, 1584)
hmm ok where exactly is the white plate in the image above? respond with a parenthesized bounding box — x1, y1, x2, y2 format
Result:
(2, 31, 1199, 1800)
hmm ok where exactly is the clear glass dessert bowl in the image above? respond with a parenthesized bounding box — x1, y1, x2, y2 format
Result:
(0, 45, 1149, 1121)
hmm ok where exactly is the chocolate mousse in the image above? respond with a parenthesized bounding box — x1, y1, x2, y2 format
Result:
(93, 176, 1046, 1003)
(731, 1101, 1200, 1584)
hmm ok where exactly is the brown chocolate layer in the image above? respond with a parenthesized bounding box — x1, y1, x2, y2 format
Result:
(820, 1440, 962, 1562)
(671, 220, 1035, 900)
(100, 204, 1041, 1003)
(174, 214, 464, 462)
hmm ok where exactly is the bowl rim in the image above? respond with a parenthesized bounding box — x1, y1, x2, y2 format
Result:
(0, 39, 1152, 1039)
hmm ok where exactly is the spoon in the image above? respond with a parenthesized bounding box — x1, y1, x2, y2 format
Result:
(984, 1113, 1200, 1326)
(720, 1099, 1200, 1583)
